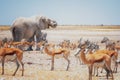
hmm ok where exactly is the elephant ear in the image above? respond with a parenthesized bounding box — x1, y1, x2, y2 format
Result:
(38, 16, 49, 30)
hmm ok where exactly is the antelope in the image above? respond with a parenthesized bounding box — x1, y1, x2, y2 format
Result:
(79, 48, 113, 80)
(59, 40, 70, 49)
(74, 39, 91, 64)
(96, 50, 118, 68)
(7, 40, 33, 51)
(9, 41, 31, 47)
(91, 49, 118, 77)
(44, 43, 70, 71)
(86, 40, 117, 74)
(0, 47, 24, 76)
(36, 40, 47, 51)
(0, 40, 3, 48)
(115, 45, 120, 52)
(37, 40, 46, 48)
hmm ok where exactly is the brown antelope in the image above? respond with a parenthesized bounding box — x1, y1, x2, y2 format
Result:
(37, 41, 46, 47)
(0, 47, 24, 76)
(79, 47, 113, 80)
(69, 42, 77, 50)
(59, 40, 70, 49)
(37, 40, 47, 50)
(44, 43, 70, 71)
(9, 41, 31, 47)
(95, 49, 118, 72)
(115, 45, 120, 51)
(0, 40, 3, 48)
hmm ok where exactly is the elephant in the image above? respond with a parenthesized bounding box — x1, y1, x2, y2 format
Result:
(39, 32, 47, 41)
(11, 15, 57, 42)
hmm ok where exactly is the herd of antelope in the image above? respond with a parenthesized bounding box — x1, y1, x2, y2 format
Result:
(0, 36, 120, 80)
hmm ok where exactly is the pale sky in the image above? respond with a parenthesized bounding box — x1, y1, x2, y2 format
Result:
(0, 0, 120, 25)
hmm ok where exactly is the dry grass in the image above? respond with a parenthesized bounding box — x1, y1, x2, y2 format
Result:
(54, 25, 120, 31)
(0, 25, 10, 31)
(0, 25, 120, 31)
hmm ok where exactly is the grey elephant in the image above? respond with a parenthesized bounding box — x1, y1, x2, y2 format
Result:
(11, 16, 57, 42)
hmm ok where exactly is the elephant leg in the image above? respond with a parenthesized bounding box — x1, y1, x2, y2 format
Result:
(35, 31, 42, 50)
(13, 27, 24, 41)
(27, 36, 35, 51)
(36, 30, 42, 42)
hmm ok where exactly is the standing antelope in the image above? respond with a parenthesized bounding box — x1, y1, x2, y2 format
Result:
(44, 43, 70, 71)
(0, 47, 24, 76)
(79, 46, 113, 80)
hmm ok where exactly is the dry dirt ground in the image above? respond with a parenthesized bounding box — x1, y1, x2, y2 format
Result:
(0, 26, 120, 80)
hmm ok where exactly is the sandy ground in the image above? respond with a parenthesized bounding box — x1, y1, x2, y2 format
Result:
(0, 28, 120, 80)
